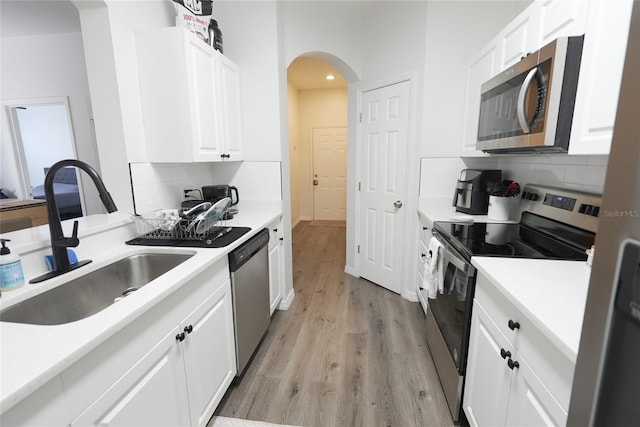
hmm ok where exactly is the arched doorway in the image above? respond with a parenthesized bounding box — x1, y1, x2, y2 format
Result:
(287, 54, 350, 227)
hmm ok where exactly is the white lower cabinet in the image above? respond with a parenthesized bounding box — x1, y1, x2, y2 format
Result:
(464, 272, 571, 427)
(182, 284, 236, 427)
(268, 218, 284, 314)
(72, 278, 235, 427)
(73, 324, 192, 427)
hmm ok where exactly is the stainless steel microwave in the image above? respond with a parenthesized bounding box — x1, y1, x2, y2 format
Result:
(476, 35, 584, 153)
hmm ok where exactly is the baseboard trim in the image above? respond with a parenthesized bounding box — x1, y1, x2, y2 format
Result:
(277, 288, 295, 310)
(402, 289, 419, 303)
(291, 218, 302, 229)
(344, 265, 357, 277)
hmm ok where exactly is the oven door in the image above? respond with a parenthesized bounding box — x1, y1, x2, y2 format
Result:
(427, 234, 476, 374)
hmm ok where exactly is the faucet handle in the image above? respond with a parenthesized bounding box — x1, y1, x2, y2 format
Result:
(55, 220, 80, 248)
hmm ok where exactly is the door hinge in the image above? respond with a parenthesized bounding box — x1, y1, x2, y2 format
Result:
(359, 112, 362, 123)
(357, 245, 360, 254)
(358, 182, 361, 191)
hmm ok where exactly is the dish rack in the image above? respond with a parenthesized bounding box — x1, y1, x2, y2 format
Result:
(131, 207, 231, 242)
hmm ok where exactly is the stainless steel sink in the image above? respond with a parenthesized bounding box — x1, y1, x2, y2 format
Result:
(0, 252, 193, 325)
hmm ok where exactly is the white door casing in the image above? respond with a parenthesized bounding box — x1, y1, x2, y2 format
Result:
(312, 127, 347, 221)
(358, 80, 411, 294)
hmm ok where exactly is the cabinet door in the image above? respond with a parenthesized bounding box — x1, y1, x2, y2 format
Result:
(463, 302, 512, 427)
(461, 43, 496, 157)
(182, 281, 236, 427)
(184, 35, 224, 161)
(219, 54, 243, 161)
(497, 7, 539, 71)
(535, 0, 588, 47)
(569, 0, 633, 155)
(505, 350, 568, 426)
(73, 326, 190, 427)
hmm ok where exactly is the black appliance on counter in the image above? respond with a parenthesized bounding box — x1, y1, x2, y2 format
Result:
(453, 169, 502, 215)
(202, 185, 239, 205)
(427, 184, 601, 422)
(182, 185, 239, 219)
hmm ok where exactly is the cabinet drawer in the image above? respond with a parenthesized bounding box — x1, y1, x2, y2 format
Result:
(474, 273, 574, 410)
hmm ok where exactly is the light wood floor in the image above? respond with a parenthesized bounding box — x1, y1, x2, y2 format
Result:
(214, 222, 454, 427)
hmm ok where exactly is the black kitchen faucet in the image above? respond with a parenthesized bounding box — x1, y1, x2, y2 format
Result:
(30, 159, 117, 283)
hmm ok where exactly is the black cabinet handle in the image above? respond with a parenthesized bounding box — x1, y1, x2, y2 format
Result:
(184, 325, 193, 334)
(176, 332, 185, 342)
(507, 358, 520, 370)
(421, 253, 427, 258)
(273, 228, 278, 232)
(422, 226, 428, 231)
(279, 237, 284, 241)
(500, 348, 511, 359)
(508, 320, 520, 330)
(220, 154, 231, 159)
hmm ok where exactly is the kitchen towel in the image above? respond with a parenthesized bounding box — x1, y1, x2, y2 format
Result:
(423, 237, 444, 299)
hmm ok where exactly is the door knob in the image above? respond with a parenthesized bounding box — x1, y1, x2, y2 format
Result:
(313, 179, 318, 186)
(394, 200, 403, 208)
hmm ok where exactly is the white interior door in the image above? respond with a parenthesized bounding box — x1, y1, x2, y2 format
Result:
(359, 80, 411, 294)
(312, 127, 347, 221)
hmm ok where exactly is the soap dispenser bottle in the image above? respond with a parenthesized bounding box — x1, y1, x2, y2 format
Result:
(0, 239, 25, 291)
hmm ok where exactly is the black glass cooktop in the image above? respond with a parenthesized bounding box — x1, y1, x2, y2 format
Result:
(433, 212, 594, 262)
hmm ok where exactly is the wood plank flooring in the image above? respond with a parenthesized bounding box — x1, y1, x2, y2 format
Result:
(214, 222, 454, 427)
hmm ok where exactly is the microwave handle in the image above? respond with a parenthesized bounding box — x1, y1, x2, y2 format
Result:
(517, 67, 538, 134)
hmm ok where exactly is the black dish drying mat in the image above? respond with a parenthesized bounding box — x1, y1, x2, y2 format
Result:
(126, 227, 251, 248)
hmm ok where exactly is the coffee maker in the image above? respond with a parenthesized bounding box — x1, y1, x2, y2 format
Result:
(453, 169, 502, 214)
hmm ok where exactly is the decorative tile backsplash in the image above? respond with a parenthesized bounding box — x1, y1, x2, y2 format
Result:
(130, 162, 282, 214)
(420, 154, 609, 198)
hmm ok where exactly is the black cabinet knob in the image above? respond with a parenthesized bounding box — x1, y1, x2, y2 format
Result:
(422, 226, 428, 231)
(508, 320, 520, 330)
(507, 358, 520, 370)
(184, 325, 193, 334)
(279, 237, 284, 241)
(421, 253, 426, 258)
(176, 332, 186, 342)
(500, 348, 511, 359)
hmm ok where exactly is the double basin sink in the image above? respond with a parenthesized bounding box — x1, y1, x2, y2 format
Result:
(0, 252, 193, 325)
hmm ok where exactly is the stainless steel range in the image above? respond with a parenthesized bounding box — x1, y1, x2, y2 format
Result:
(426, 184, 601, 422)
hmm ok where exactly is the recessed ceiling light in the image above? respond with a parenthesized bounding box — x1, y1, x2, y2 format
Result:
(326, 74, 335, 80)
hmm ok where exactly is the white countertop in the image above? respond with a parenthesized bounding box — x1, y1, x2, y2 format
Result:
(418, 197, 520, 225)
(472, 257, 591, 362)
(0, 201, 282, 414)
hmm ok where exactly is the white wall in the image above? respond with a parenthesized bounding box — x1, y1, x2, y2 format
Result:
(421, 1, 531, 158)
(288, 81, 301, 226)
(0, 31, 103, 213)
(129, 162, 282, 214)
(281, 1, 362, 78)
(295, 88, 348, 221)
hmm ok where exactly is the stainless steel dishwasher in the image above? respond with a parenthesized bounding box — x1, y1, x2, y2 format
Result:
(228, 228, 271, 376)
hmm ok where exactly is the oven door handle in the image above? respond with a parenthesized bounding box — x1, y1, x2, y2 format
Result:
(434, 236, 474, 276)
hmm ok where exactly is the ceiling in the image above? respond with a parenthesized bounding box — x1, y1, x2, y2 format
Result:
(0, 0, 80, 38)
(288, 56, 348, 90)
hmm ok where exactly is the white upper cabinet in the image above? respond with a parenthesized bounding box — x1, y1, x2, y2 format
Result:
(461, 0, 629, 156)
(569, 0, 634, 155)
(534, 0, 589, 47)
(136, 27, 243, 163)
